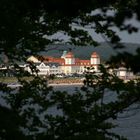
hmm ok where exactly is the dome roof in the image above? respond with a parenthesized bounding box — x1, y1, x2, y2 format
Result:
(91, 52, 99, 58)
(65, 52, 74, 58)
(61, 50, 67, 58)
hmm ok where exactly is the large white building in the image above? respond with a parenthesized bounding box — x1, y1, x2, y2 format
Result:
(27, 51, 101, 75)
(0, 51, 135, 80)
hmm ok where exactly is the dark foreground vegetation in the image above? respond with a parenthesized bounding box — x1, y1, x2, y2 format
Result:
(0, 0, 140, 140)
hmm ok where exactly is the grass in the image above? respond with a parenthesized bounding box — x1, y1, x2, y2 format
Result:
(0, 76, 83, 84)
(0, 77, 18, 83)
(0, 76, 34, 83)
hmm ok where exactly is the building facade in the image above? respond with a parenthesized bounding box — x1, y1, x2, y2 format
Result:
(27, 51, 101, 75)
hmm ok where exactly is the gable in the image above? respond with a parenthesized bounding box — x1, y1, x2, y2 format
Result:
(39, 62, 46, 67)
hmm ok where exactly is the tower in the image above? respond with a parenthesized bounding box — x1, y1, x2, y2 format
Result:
(63, 51, 75, 74)
(90, 52, 100, 71)
(90, 52, 100, 65)
(61, 50, 67, 59)
(65, 51, 75, 65)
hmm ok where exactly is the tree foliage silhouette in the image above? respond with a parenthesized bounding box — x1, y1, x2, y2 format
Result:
(0, 0, 140, 140)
